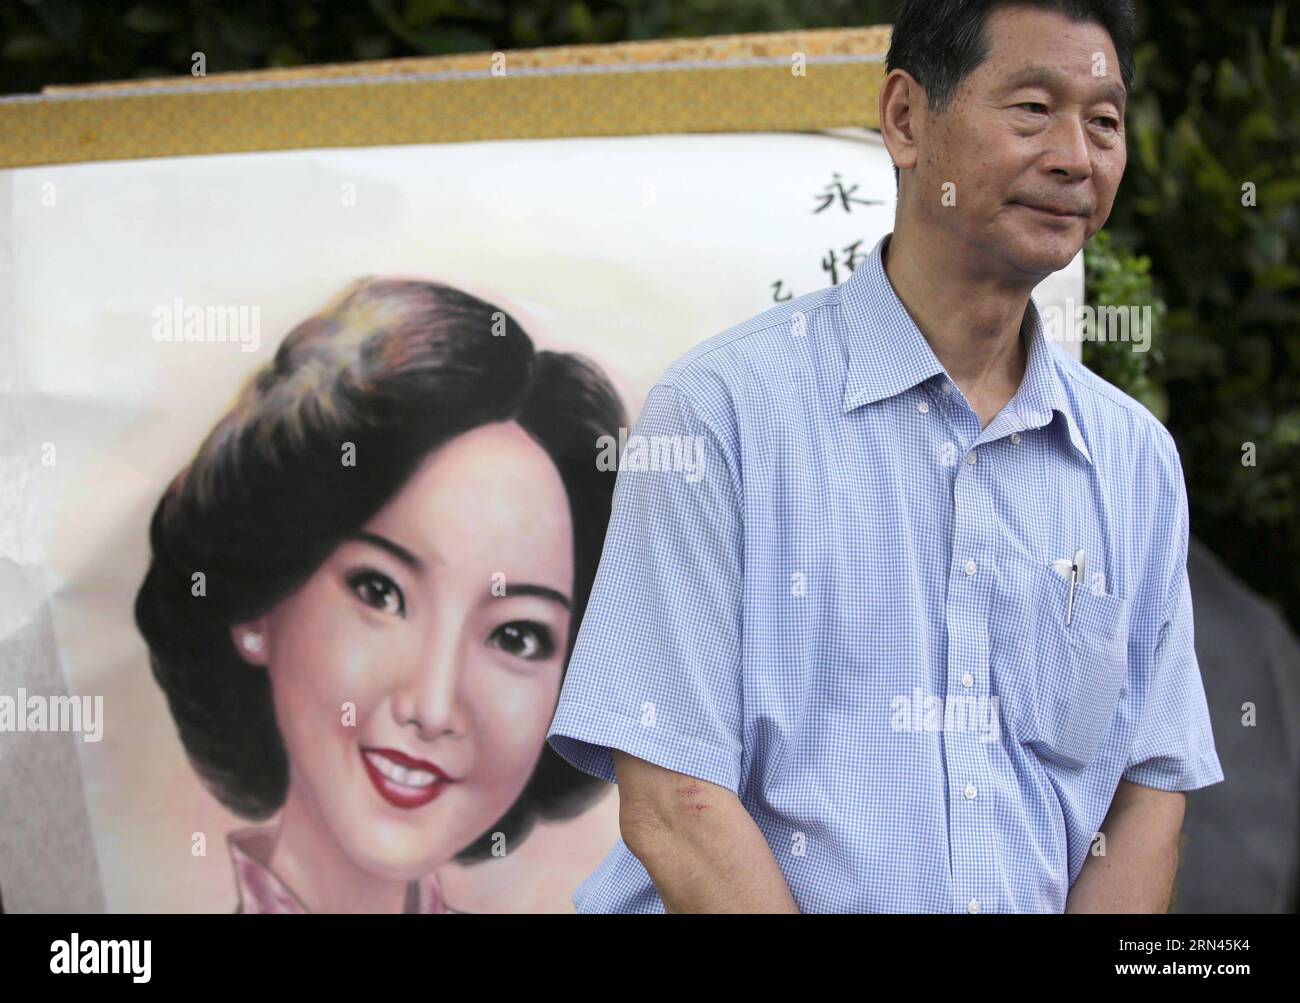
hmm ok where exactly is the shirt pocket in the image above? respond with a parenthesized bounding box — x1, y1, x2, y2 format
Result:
(1020, 563, 1131, 770)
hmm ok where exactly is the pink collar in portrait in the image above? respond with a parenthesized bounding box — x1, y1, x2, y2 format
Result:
(227, 826, 454, 914)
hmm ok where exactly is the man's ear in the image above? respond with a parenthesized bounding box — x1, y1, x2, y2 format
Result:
(879, 67, 924, 175)
(230, 617, 270, 667)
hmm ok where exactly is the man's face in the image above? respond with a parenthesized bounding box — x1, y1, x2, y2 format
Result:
(910, 4, 1127, 279)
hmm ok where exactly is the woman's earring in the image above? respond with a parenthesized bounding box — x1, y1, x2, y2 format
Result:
(241, 632, 264, 654)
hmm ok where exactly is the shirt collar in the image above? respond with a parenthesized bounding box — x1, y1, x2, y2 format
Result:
(1012, 296, 1093, 464)
(838, 233, 1092, 465)
(227, 826, 451, 914)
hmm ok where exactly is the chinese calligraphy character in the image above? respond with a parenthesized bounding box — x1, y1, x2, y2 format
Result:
(821, 240, 868, 285)
(813, 173, 883, 214)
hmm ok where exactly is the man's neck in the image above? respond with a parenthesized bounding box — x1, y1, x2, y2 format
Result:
(882, 227, 1033, 429)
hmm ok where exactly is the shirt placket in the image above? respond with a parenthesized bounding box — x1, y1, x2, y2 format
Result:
(935, 378, 1000, 914)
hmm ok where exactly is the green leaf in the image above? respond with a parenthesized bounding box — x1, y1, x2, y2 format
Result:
(2, 34, 64, 61)
(123, 5, 179, 34)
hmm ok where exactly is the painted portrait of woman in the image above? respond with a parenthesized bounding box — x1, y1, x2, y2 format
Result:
(134, 278, 626, 913)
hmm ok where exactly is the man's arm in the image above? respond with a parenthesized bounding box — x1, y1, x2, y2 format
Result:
(1065, 780, 1186, 913)
(614, 750, 799, 914)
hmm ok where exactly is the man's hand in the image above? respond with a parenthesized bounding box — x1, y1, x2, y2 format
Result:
(1066, 780, 1186, 912)
(613, 750, 800, 913)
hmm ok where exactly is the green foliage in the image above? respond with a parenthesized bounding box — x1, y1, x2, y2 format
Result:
(0, 0, 896, 92)
(1082, 228, 1168, 424)
(1106, 2, 1300, 630)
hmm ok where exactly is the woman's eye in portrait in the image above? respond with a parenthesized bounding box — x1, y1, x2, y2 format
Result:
(346, 568, 407, 617)
(489, 621, 557, 662)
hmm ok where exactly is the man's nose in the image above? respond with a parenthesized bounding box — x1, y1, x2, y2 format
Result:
(1044, 113, 1093, 180)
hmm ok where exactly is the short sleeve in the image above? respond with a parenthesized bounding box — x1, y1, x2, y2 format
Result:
(546, 381, 746, 794)
(1121, 444, 1225, 792)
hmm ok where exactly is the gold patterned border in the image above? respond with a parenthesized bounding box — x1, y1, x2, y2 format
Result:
(0, 26, 889, 169)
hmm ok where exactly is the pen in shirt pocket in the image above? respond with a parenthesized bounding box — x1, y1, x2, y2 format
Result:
(1067, 549, 1086, 625)
(1052, 549, 1087, 625)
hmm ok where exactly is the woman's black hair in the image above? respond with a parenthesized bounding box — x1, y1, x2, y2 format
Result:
(134, 278, 626, 861)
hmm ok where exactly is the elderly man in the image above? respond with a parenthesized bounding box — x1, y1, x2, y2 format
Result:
(547, 0, 1222, 913)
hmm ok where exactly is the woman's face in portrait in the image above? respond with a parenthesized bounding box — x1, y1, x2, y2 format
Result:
(234, 420, 575, 881)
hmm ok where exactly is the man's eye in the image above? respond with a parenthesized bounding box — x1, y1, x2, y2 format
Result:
(489, 622, 556, 661)
(347, 570, 405, 617)
(1018, 103, 1049, 114)
(1093, 116, 1120, 130)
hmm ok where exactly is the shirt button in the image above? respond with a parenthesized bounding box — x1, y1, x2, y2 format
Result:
(966, 451, 977, 465)
(968, 898, 981, 914)
(964, 559, 977, 576)
(1010, 432, 1021, 445)
(918, 401, 929, 414)
(962, 672, 973, 689)
(964, 784, 977, 800)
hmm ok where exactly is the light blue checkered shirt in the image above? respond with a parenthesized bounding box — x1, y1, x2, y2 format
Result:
(547, 232, 1224, 913)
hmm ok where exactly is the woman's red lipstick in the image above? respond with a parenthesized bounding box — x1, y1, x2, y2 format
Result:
(361, 747, 453, 809)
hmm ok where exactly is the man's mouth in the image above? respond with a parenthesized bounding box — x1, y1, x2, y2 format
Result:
(1015, 201, 1083, 219)
(361, 747, 454, 809)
